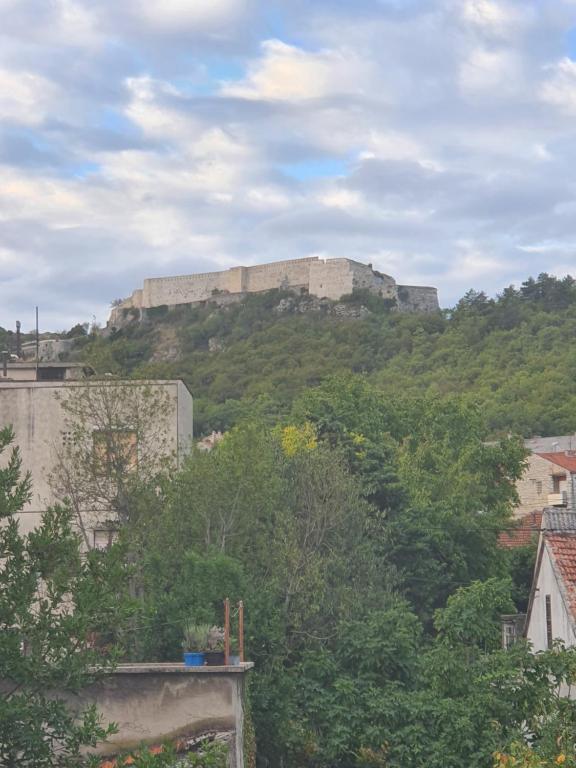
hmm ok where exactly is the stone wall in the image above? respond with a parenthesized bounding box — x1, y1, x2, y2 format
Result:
(144, 271, 226, 307)
(396, 285, 439, 313)
(243, 258, 314, 293)
(515, 454, 573, 518)
(109, 257, 439, 326)
(309, 259, 354, 299)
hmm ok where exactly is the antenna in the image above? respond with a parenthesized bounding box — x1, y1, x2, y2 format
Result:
(15, 320, 21, 358)
(35, 306, 39, 380)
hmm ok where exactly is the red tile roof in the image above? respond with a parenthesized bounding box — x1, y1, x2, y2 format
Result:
(499, 512, 542, 549)
(537, 452, 576, 473)
(547, 534, 576, 621)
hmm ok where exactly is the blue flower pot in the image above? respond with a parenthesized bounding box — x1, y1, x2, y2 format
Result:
(183, 651, 205, 667)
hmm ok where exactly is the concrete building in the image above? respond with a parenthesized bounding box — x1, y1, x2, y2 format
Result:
(1, 360, 91, 382)
(110, 256, 439, 326)
(0, 363, 193, 540)
(66, 663, 253, 767)
(514, 452, 576, 519)
(525, 510, 576, 651)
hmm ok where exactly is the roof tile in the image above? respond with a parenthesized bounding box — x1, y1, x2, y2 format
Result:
(547, 534, 576, 622)
(499, 512, 542, 549)
(537, 452, 576, 473)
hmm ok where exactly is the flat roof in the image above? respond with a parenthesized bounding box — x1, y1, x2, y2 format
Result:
(5, 361, 87, 368)
(0, 378, 191, 392)
(111, 662, 254, 675)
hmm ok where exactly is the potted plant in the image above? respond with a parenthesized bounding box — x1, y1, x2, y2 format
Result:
(204, 626, 225, 666)
(182, 622, 210, 667)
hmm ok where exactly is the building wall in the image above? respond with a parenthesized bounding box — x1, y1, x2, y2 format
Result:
(309, 259, 354, 299)
(0, 380, 193, 537)
(515, 455, 573, 519)
(110, 257, 439, 323)
(242, 258, 314, 293)
(143, 272, 227, 307)
(396, 286, 440, 313)
(526, 545, 576, 651)
(0, 664, 253, 768)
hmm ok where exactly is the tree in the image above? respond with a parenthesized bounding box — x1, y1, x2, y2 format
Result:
(50, 381, 174, 549)
(0, 426, 128, 767)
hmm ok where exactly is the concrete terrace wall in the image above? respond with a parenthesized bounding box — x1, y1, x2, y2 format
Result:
(0, 664, 253, 768)
(69, 664, 253, 767)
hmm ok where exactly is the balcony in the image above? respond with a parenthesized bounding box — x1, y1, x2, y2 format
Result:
(548, 491, 568, 507)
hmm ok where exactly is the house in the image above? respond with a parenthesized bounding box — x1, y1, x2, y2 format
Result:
(0, 363, 193, 543)
(498, 511, 542, 550)
(525, 435, 576, 453)
(524, 509, 576, 651)
(514, 452, 576, 518)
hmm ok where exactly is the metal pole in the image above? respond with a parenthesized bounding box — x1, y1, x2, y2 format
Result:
(238, 600, 244, 664)
(224, 598, 230, 666)
(35, 306, 39, 380)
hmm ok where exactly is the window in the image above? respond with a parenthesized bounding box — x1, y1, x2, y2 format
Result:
(536, 480, 542, 495)
(552, 474, 566, 493)
(37, 366, 65, 381)
(502, 622, 516, 649)
(93, 528, 118, 550)
(501, 614, 526, 649)
(93, 430, 137, 474)
(546, 595, 553, 649)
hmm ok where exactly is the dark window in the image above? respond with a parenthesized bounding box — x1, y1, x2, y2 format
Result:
(546, 594, 553, 649)
(93, 529, 118, 550)
(37, 367, 65, 381)
(93, 430, 138, 475)
(552, 474, 566, 493)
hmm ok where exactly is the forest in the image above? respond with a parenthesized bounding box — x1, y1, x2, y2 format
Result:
(72, 271, 576, 438)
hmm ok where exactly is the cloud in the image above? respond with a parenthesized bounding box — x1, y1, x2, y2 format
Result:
(540, 57, 576, 114)
(135, 0, 247, 33)
(2, 0, 576, 327)
(0, 68, 60, 124)
(221, 39, 376, 101)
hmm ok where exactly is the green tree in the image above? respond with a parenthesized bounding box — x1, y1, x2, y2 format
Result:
(0, 426, 128, 767)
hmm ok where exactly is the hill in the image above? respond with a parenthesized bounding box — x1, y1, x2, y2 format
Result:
(62, 272, 576, 437)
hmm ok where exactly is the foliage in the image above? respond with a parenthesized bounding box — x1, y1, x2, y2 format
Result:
(118, 393, 536, 767)
(101, 740, 229, 768)
(0, 426, 129, 767)
(182, 622, 211, 651)
(74, 272, 576, 438)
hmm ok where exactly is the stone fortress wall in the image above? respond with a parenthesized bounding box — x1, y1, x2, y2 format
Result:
(110, 257, 439, 325)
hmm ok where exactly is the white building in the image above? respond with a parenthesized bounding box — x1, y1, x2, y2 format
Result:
(0, 363, 193, 544)
(525, 510, 576, 651)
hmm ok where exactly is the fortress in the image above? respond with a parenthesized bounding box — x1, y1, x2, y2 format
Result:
(109, 257, 439, 325)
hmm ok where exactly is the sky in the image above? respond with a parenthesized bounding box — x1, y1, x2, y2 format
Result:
(2, 0, 576, 330)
